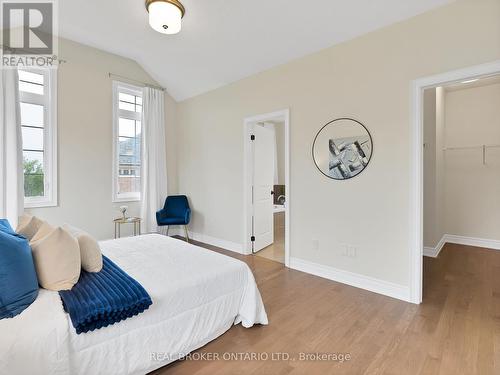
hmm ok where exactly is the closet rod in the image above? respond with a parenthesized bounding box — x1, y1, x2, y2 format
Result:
(108, 73, 165, 92)
(442, 144, 500, 165)
(443, 144, 500, 151)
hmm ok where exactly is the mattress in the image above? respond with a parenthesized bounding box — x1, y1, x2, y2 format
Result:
(0, 234, 268, 375)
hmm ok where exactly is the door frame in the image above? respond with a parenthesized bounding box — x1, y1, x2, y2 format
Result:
(409, 60, 500, 304)
(243, 109, 290, 267)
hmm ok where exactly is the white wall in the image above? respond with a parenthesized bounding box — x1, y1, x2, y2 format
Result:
(444, 80, 500, 240)
(28, 38, 177, 240)
(435, 87, 446, 246)
(423, 89, 437, 247)
(175, 0, 500, 288)
(424, 87, 446, 248)
(165, 93, 178, 194)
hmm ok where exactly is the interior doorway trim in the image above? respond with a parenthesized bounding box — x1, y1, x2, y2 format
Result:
(409, 60, 500, 304)
(243, 109, 290, 267)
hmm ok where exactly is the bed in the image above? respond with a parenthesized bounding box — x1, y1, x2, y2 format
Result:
(0, 234, 268, 375)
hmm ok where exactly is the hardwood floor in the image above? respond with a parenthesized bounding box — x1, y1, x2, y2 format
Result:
(152, 241, 500, 375)
(255, 212, 285, 264)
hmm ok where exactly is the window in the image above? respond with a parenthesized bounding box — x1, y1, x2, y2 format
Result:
(112, 82, 143, 202)
(19, 69, 57, 208)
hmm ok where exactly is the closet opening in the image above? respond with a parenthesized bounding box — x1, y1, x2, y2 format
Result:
(421, 74, 500, 300)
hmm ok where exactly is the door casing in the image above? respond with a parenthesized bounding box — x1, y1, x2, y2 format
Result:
(243, 109, 290, 266)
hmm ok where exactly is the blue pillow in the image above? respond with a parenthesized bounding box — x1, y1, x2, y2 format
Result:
(0, 218, 16, 235)
(0, 228, 39, 319)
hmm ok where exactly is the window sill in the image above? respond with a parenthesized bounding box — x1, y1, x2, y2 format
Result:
(24, 200, 58, 209)
(113, 197, 141, 203)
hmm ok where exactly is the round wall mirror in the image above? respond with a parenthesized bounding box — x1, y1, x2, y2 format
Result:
(312, 118, 373, 180)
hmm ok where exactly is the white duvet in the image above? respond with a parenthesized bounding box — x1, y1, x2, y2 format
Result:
(0, 234, 268, 375)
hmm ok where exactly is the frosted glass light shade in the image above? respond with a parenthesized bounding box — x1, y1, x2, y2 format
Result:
(148, 1, 182, 34)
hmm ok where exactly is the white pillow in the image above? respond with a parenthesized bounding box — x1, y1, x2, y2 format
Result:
(63, 224, 103, 273)
(16, 214, 43, 241)
(30, 223, 81, 291)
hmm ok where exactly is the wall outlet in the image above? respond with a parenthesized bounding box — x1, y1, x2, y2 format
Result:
(340, 244, 349, 257)
(340, 244, 357, 258)
(312, 239, 320, 251)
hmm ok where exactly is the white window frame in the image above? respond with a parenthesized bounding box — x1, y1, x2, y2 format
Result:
(20, 68, 58, 208)
(112, 81, 143, 203)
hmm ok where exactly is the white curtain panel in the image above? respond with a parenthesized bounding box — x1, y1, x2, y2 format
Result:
(140, 87, 168, 233)
(0, 69, 23, 227)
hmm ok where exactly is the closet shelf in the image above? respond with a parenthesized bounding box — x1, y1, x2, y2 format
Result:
(442, 144, 500, 165)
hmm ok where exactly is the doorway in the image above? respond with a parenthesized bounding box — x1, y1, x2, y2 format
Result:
(243, 109, 290, 266)
(410, 61, 500, 304)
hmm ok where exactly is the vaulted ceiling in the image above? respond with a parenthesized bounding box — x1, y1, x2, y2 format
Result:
(59, 0, 453, 101)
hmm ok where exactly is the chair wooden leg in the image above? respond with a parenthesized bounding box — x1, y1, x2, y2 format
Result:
(184, 225, 190, 243)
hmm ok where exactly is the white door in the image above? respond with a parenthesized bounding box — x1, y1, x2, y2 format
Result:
(252, 124, 274, 252)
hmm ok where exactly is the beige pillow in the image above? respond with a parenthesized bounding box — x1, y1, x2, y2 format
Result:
(31, 221, 55, 242)
(16, 215, 43, 241)
(17, 213, 32, 228)
(30, 225, 81, 291)
(63, 224, 103, 273)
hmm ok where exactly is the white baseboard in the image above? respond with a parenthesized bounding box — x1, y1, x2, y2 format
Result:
(424, 234, 500, 258)
(289, 257, 411, 302)
(445, 234, 500, 251)
(423, 235, 447, 258)
(423, 247, 435, 257)
(168, 228, 244, 254)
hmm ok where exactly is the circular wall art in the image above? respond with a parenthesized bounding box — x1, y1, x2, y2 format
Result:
(312, 118, 373, 180)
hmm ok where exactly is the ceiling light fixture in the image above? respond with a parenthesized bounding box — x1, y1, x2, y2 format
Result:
(145, 0, 185, 35)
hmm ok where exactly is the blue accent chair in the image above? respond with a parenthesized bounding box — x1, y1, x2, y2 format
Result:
(156, 195, 191, 242)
